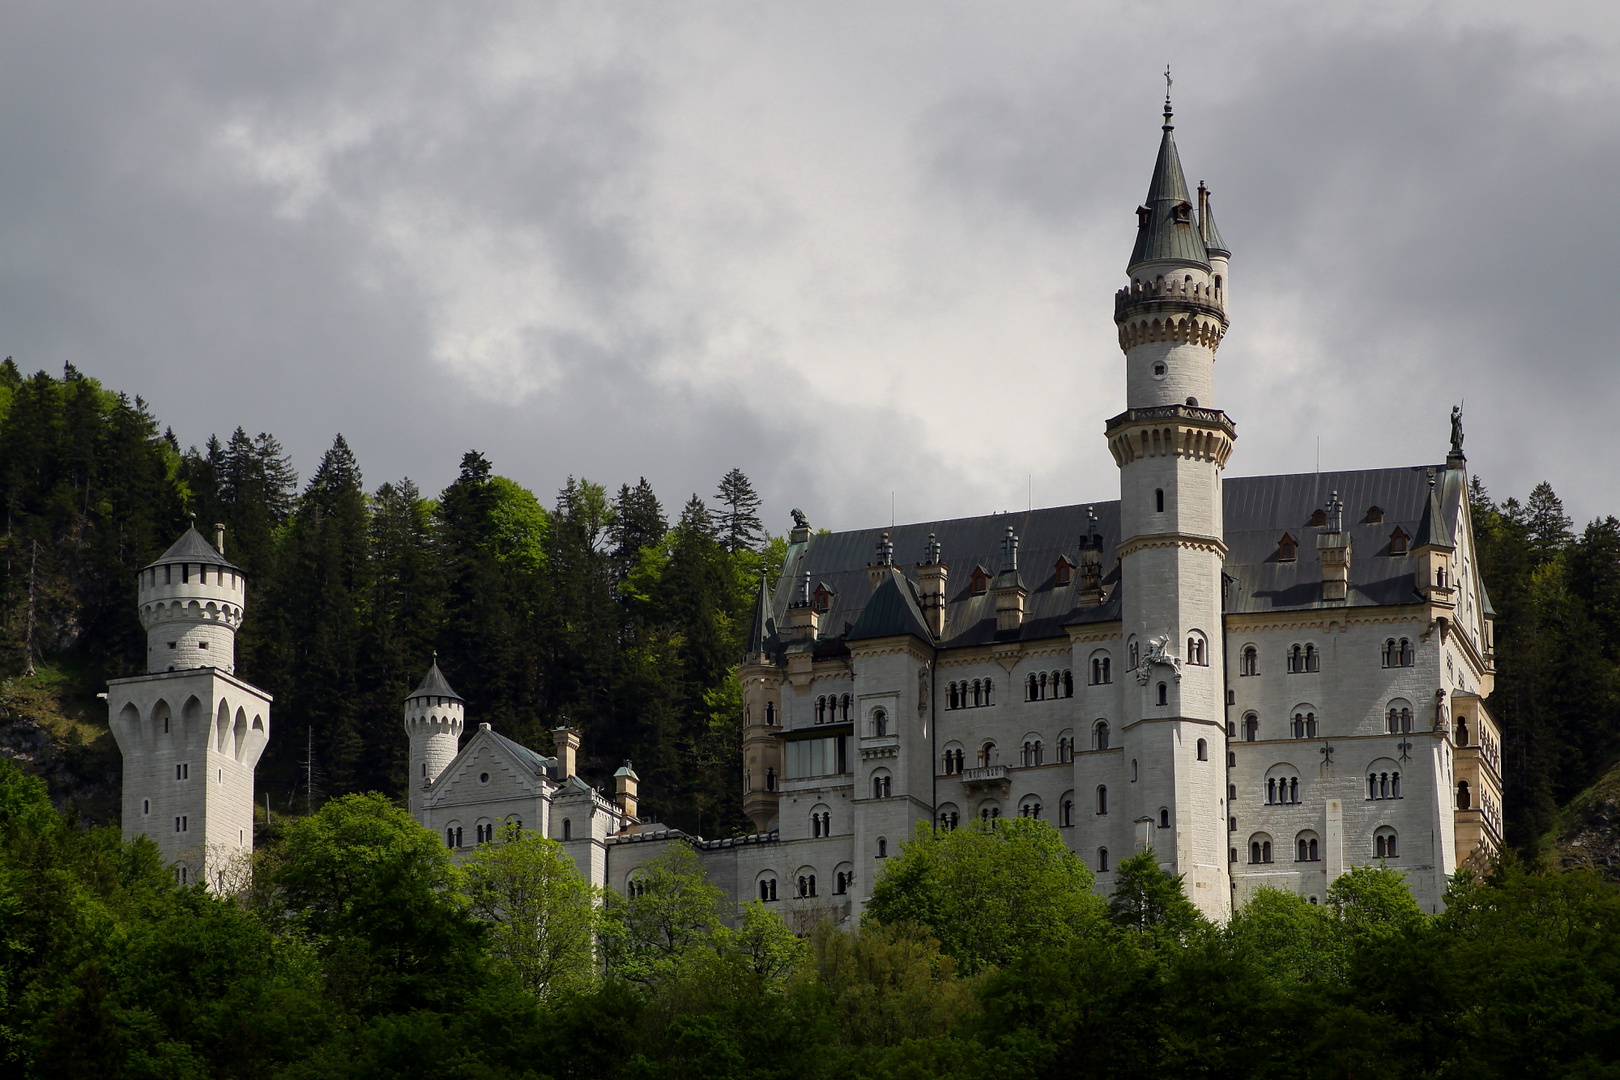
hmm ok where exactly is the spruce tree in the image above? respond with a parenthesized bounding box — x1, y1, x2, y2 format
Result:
(714, 468, 764, 554)
(610, 478, 666, 582)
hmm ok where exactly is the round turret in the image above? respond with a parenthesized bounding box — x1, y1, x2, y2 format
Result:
(137, 525, 245, 674)
(404, 659, 465, 815)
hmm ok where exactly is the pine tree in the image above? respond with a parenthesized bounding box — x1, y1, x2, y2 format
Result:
(714, 468, 764, 554)
(610, 478, 666, 582)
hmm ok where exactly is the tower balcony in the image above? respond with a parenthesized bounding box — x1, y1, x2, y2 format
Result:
(1114, 278, 1227, 323)
(1105, 404, 1236, 468)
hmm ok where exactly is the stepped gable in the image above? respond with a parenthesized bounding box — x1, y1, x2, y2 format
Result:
(765, 464, 1458, 649)
(142, 526, 239, 571)
(847, 567, 933, 644)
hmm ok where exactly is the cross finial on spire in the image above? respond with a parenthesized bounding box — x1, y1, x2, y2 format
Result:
(1163, 65, 1174, 130)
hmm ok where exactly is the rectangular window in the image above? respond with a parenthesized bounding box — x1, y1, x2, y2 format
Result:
(786, 735, 850, 778)
(182, 564, 190, 584)
(176, 763, 189, 780)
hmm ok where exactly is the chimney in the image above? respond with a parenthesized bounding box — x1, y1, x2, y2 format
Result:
(214, 523, 227, 555)
(614, 761, 639, 820)
(915, 532, 948, 639)
(1078, 507, 1104, 609)
(991, 526, 1027, 632)
(785, 569, 819, 643)
(866, 531, 895, 589)
(552, 725, 580, 780)
(1316, 491, 1351, 603)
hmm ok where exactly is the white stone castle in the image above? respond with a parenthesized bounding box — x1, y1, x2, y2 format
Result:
(109, 524, 270, 890)
(111, 98, 1505, 922)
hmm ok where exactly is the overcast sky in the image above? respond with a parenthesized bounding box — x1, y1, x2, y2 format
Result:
(3, 2, 1619, 535)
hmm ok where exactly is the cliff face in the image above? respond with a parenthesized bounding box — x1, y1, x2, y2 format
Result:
(1547, 763, 1620, 882)
(0, 672, 121, 827)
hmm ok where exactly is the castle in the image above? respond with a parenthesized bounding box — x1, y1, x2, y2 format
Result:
(111, 97, 1503, 921)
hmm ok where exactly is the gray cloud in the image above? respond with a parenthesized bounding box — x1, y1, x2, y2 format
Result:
(2, 1, 1618, 534)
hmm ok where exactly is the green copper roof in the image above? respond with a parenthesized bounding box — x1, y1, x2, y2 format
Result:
(1127, 109, 1210, 273)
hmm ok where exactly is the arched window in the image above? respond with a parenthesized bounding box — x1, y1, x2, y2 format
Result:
(1157, 683, 1168, 706)
(872, 773, 892, 799)
(1098, 848, 1110, 872)
(1456, 780, 1471, 810)
(1094, 720, 1110, 751)
(1383, 639, 1397, 668)
(877, 837, 888, 858)
(1292, 711, 1317, 739)
(1058, 735, 1073, 763)
(1063, 670, 1074, 697)
(1400, 639, 1414, 666)
(815, 696, 826, 723)
(1305, 644, 1319, 672)
(1243, 713, 1259, 741)
(1019, 798, 1043, 819)
(1457, 719, 1470, 746)
(1196, 738, 1208, 761)
(562, 819, 572, 841)
(984, 679, 994, 705)
(1156, 488, 1165, 513)
(765, 767, 776, 792)
(1187, 632, 1208, 666)
(1241, 646, 1258, 676)
(1091, 655, 1112, 685)
(835, 872, 848, 894)
(1288, 644, 1303, 673)
(759, 878, 777, 901)
(765, 702, 776, 726)
(1061, 798, 1074, 826)
(1129, 639, 1140, 670)
(948, 683, 960, 710)
(871, 709, 888, 738)
(1159, 807, 1170, 829)
(1131, 759, 1138, 782)
(1026, 673, 1038, 701)
(980, 741, 997, 767)
(1375, 828, 1399, 859)
(1097, 786, 1108, 815)
(1296, 832, 1320, 862)
(972, 680, 983, 707)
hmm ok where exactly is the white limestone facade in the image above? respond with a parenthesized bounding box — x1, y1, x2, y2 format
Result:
(405, 101, 1505, 926)
(109, 526, 271, 890)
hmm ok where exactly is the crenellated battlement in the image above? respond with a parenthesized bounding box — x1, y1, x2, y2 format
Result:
(1115, 276, 1225, 319)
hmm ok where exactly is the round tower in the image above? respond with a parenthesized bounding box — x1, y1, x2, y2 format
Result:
(1105, 91, 1233, 919)
(137, 522, 245, 674)
(404, 658, 464, 816)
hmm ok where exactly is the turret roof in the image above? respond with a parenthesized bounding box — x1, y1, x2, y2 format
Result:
(744, 576, 777, 658)
(1200, 189, 1230, 257)
(1128, 106, 1211, 272)
(1413, 472, 1456, 551)
(142, 526, 240, 573)
(407, 659, 463, 702)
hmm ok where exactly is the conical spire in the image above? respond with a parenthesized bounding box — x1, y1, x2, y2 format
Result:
(1198, 181, 1230, 257)
(407, 655, 463, 702)
(1128, 93, 1210, 273)
(744, 575, 777, 657)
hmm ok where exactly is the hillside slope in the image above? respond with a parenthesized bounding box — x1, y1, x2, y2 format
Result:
(0, 665, 121, 826)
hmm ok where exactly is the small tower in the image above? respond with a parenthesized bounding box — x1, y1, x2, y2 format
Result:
(109, 524, 272, 891)
(404, 658, 465, 816)
(614, 761, 640, 820)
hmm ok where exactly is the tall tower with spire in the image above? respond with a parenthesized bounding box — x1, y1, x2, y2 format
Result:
(1105, 89, 1234, 918)
(404, 658, 466, 817)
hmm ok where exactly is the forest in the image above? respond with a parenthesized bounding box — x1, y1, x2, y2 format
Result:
(3, 763, 1619, 1079)
(0, 361, 780, 836)
(7, 364, 1620, 1076)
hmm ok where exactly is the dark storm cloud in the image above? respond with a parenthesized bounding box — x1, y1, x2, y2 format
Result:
(2, 2, 1618, 533)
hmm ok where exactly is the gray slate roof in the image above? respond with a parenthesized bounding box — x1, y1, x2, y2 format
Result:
(407, 660, 463, 702)
(143, 527, 240, 572)
(489, 728, 556, 775)
(757, 464, 1461, 657)
(1128, 120, 1211, 272)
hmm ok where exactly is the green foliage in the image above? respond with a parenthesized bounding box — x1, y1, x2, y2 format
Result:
(463, 822, 598, 998)
(599, 844, 729, 987)
(1105, 846, 1208, 943)
(865, 817, 1105, 975)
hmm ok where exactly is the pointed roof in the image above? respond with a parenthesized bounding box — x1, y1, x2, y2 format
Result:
(1127, 104, 1211, 272)
(1200, 191, 1230, 257)
(142, 526, 239, 572)
(744, 576, 777, 658)
(407, 659, 463, 702)
(1413, 473, 1455, 550)
(847, 567, 934, 644)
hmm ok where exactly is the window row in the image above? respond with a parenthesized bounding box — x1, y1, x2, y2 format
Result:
(1025, 670, 1075, 700)
(443, 815, 527, 848)
(1231, 699, 1418, 740)
(1242, 832, 1323, 864)
(814, 694, 850, 724)
(754, 870, 854, 902)
(946, 679, 996, 709)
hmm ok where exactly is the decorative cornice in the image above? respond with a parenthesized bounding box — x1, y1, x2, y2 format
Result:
(1117, 532, 1229, 559)
(1116, 311, 1228, 354)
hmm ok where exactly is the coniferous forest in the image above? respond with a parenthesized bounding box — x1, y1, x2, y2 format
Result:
(7, 361, 1620, 1077)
